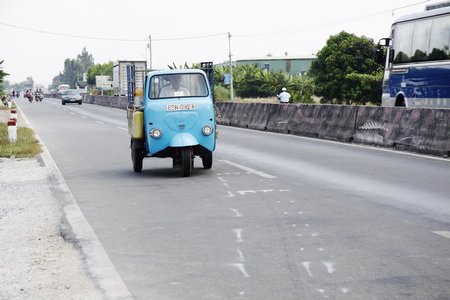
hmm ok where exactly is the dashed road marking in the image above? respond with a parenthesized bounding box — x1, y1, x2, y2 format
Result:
(117, 126, 128, 131)
(219, 159, 276, 179)
(432, 231, 450, 239)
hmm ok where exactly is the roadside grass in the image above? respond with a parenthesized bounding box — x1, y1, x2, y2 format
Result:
(0, 123, 42, 158)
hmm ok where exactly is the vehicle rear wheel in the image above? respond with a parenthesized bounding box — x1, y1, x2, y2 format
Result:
(201, 152, 213, 169)
(131, 142, 144, 172)
(181, 147, 192, 177)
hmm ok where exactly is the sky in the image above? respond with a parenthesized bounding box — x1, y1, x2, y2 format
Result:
(0, 0, 442, 87)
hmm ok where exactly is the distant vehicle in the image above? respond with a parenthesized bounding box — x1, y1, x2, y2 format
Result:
(377, 5, 450, 108)
(113, 60, 147, 96)
(58, 84, 70, 94)
(61, 89, 82, 105)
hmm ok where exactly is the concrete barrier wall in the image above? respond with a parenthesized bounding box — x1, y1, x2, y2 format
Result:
(82, 95, 450, 157)
(216, 102, 450, 156)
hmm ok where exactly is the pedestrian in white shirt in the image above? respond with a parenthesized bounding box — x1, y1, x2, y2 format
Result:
(277, 87, 291, 104)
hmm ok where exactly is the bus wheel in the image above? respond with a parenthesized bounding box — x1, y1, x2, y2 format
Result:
(395, 95, 406, 107)
(201, 152, 213, 169)
(181, 147, 192, 177)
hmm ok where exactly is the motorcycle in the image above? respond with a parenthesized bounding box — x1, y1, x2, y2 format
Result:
(35, 92, 43, 102)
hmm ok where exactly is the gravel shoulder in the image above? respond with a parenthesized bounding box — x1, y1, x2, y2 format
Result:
(0, 157, 105, 299)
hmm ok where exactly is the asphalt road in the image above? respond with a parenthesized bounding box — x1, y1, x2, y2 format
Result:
(19, 97, 450, 300)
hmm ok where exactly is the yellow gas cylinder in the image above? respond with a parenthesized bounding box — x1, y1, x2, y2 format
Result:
(134, 88, 144, 107)
(132, 111, 144, 139)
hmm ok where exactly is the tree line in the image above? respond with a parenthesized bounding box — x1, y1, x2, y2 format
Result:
(1, 31, 384, 105)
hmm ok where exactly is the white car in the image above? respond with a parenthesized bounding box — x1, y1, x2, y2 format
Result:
(61, 89, 82, 105)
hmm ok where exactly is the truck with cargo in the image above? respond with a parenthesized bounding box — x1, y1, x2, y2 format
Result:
(112, 60, 147, 96)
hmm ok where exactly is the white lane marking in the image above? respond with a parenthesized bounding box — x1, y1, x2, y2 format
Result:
(117, 126, 128, 131)
(302, 261, 313, 276)
(96, 120, 104, 124)
(227, 191, 235, 197)
(237, 190, 257, 196)
(219, 159, 276, 179)
(233, 263, 250, 278)
(322, 261, 335, 274)
(340, 287, 350, 294)
(236, 249, 245, 262)
(432, 231, 450, 239)
(234, 229, 244, 243)
(217, 177, 227, 183)
(230, 208, 242, 217)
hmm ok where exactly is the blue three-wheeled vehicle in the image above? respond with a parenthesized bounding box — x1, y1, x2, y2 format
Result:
(127, 63, 217, 177)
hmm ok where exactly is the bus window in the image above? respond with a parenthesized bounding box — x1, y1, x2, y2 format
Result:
(411, 19, 432, 62)
(393, 23, 414, 63)
(429, 17, 450, 61)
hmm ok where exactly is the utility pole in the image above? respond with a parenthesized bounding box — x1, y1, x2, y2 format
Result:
(148, 35, 152, 70)
(228, 32, 234, 101)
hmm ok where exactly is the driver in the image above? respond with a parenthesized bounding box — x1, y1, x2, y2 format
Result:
(159, 75, 190, 97)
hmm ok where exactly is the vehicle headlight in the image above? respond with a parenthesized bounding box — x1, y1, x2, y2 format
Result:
(202, 125, 213, 136)
(149, 128, 162, 139)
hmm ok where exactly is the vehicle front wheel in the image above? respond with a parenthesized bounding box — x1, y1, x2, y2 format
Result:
(201, 152, 213, 169)
(181, 147, 192, 177)
(131, 145, 144, 172)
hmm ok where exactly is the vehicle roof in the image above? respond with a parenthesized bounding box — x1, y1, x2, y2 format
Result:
(393, 6, 450, 24)
(146, 69, 206, 77)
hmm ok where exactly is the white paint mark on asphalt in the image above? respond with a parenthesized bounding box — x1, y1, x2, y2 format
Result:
(96, 120, 104, 124)
(233, 263, 250, 278)
(227, 191, 235, 198)
(318, 248, 324, 252)
(300, 248, 305, 251)
(305, 224, 310, 227)
(298, 211, 304, 214)
(236, 249, 245, 263)
(317, 289, 325, 294)
(239, 291, 245, 296)
(260, 189, 274, 193)
(311, 233, 319, 237)
(279, 189, 290, 192)
(217, 177, 227, 183)
(234, 229, 244, 243)
(219, 159, 276, 179)
(340, 287, 350, 293)
(292, 224, 297, 227)
(230, 208, 242, 217)
(223, 183, 230, 189)
(216, 172, 241, 176)
(323, 261, 335, 274)
(432, 231, 450, 239)
(297, 233, 303, 237)
(302, 262, 313, 276)
(237, 190, 257, 196)
(117, 126, 128, 131)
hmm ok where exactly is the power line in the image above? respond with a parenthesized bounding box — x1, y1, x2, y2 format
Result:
(0, 21, 227, 42)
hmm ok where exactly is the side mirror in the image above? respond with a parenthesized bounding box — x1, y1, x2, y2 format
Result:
(378, 38, 391, 47)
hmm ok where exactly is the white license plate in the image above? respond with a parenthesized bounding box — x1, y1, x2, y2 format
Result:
(166, 104, 196, 111)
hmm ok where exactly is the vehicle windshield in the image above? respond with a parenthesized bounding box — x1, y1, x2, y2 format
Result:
(149, 73, 208, 99)
(393, 14, 450, 63)
(63, 89, 79, 95)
